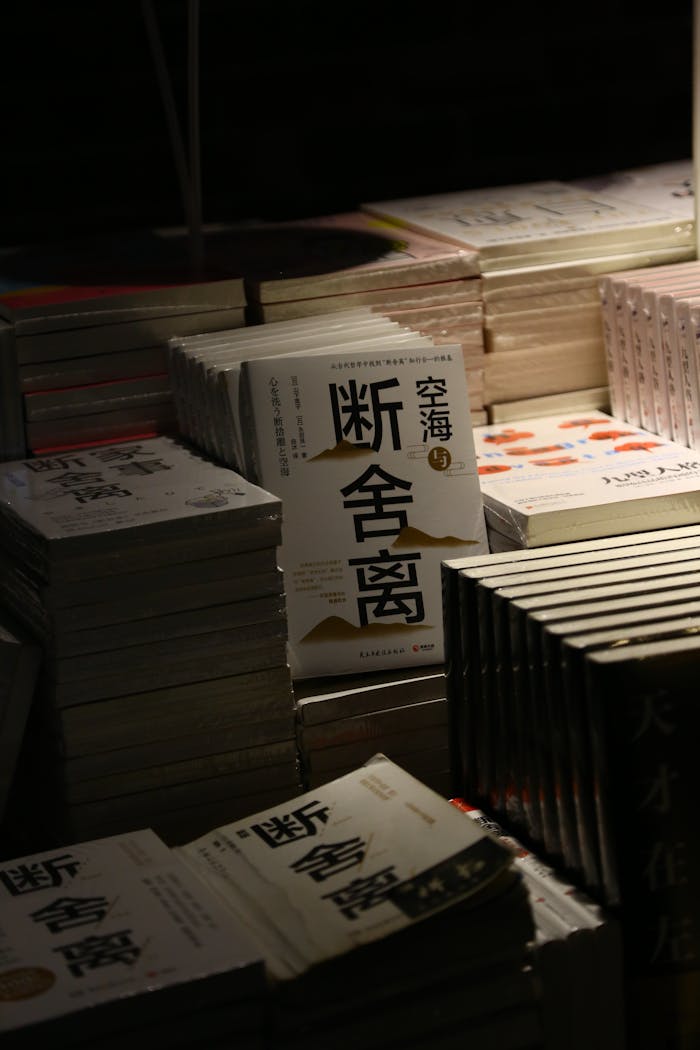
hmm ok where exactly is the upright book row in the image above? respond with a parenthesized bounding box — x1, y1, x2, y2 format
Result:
(599, 259, 700, 448)
(442, 522, 700, 1049)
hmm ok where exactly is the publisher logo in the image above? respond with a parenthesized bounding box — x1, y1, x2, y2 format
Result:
(0, 967, 56, 1000)
(428, 447, 451, 471)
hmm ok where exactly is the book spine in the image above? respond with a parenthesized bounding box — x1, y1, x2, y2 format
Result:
(628, 285, 658, 434)
(642, 288, 673, 441)
(658, 292, 689, 446)
(676, 299, 700, 451)
(612, 277, 641, 426)
(598, 277, 625, 419)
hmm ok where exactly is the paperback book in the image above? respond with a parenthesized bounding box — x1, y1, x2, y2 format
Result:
(473, 411, 700, 548)
(243, 342, 489, 676)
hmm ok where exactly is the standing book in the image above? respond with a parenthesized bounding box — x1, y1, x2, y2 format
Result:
(242, 342, 489, 677)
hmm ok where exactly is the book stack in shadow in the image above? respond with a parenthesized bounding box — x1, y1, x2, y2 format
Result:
(0, 434, 301, 851)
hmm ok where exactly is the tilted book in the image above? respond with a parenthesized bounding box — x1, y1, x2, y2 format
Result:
(242, 342, 489, 677)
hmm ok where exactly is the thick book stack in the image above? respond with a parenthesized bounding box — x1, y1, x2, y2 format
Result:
(178, 753, 544, 1050)
(168, 307, 450, 475)
(0, 828, 268, 1050)
(598, 258, 700, 446)
(241, 339, 489, 679)
(237, 212, 488, 424)
(452, 800, 626, 1050)
(441, 523, 700, 1048)
(167, 305, 487, 483)
(0, 435, 301, 852)
(472, 410, 700, 551)
(294, 665, 449, 793)
(0, 226, 251, 458)
(363, 160, 695, 420)
(0, 606, 42, 830)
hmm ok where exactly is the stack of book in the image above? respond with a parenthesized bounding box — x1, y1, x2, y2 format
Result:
(441, 523, 700, 1049)
(0, 435, 301, 852)
(598, 258, 700, 446)
(0, 225, 250, 458)
(179, 753, 544, 1050)
(1, 828, 268, 1050)
(294, 665, 449, 793)
(471, 410, 700, 551)
(363, 160, 695, 420)
(452, 800, 625, 1050)
(236, 212, 488, 425)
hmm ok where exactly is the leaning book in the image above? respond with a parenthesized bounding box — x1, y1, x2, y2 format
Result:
(177, 753, 517, 983)
(241, 342, 489, 677)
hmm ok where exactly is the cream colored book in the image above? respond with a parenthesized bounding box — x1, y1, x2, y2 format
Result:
(0, 829, 265, 1040)
(473, 411, 700, 547)
(487, 386, 611, 423)
(178, 753, 516, 981)
(363, 179, 695, 271)
(243, 341, 488, 677)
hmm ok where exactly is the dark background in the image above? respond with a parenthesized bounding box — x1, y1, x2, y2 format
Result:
(1, 1, 694, 247)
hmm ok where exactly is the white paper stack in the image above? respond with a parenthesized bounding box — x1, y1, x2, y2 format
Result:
(363, 161, 696, 419)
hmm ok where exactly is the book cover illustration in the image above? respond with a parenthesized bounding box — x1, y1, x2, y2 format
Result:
(244, 344, 489, 677)
(179, 754, 515, 981)
(0, 829, 265, 1037)
(473, 412, 700, 546)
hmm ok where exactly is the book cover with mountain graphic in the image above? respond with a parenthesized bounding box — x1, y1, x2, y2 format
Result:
(243, 341, 488, 677)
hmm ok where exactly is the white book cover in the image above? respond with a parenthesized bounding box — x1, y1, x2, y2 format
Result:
(363, 180, 695, 271)
(473, 411, 700, 547)
(0, 435, 281, 567)
(178, 753, 515, 981)
(243, 343, 489, 677)
(0, 829, 265, 1035)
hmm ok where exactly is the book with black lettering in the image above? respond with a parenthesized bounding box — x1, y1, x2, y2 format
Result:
(581, 636, 700, 1049)
(0, 436, 300, 850)
(242, 341, 488, 678)
(178, 753, 543, 1048)
(0, 828, 267, 1050)
(440, 525, 700, 862)
(0, 435, 282, 583)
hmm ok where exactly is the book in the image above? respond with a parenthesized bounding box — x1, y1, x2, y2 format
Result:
(0, 435, 282, 582)
(240, 210, 480, 303)
(177, 753, 526, 981)
(487, 385, 611, 423)
(0, 607, 41, 821)
(473, 411, 700, 548)
(243, 341, 488, 677)
(0, 828, 267, 1047)
(362, 176, 695, 272)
